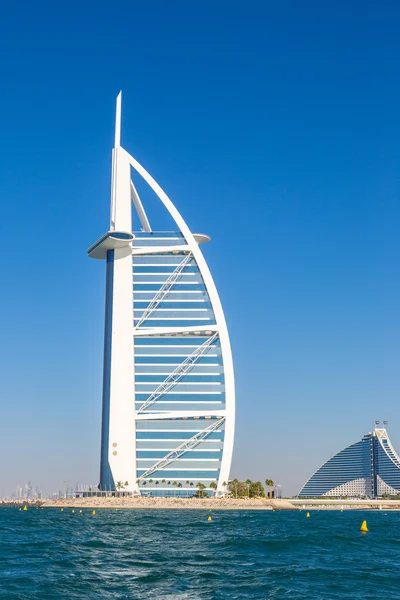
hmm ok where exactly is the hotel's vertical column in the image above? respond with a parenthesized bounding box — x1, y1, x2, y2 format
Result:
(100, 249, 115, 490)
(106, 147, 136, 492)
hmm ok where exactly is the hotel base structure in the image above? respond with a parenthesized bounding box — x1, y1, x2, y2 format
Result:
(299, 427, 400, 498)
(88, 94, 235, 496)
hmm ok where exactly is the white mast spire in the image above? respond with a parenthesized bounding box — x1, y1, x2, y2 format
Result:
(114, 91, 122, 148)
(110, 91, 123, 229)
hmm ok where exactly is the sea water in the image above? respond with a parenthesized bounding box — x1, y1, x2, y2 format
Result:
(0, 508, 398, 599)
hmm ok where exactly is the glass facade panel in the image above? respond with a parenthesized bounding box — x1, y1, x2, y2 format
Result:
(133, 232, 226, 493)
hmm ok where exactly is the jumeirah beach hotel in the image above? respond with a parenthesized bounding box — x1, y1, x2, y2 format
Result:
(88, 94, 235, 496)
(299, 424, 400, 498)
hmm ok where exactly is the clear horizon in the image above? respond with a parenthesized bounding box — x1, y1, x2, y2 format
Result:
(1, 1, 400, 497)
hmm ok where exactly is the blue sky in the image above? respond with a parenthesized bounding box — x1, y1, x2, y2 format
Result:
(0, 1, 400, 496)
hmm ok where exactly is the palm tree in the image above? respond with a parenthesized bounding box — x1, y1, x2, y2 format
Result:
(265, 479, 274, 499)
(172, 481, 178, 496)
(246, 479, 252, 498)
(196, 482, 206, 498)
(210, 481, 217, 496)
(231, 478, 239, 499)
(115, 481, 124, 493)
(155, 481, 159, 497)
(254, 481, 264, 497)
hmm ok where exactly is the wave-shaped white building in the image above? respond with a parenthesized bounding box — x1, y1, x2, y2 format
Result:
(299, 426, 400, 498)
(88, 94, 235, 496)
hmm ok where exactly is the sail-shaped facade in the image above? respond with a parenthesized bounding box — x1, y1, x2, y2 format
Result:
(299, 427, 400, 498)
(88, 94, 235, 496)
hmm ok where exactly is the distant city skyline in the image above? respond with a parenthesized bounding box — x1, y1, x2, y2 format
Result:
(1, 2, 400, 496)
(1, 480, 99, 502)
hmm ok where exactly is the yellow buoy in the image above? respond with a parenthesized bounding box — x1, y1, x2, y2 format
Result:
(23, 506, 28, 511)
(306, 512, 310, 517)
(19, 508, 21, 511)
(60, 508, 64, 512)
(207, 516, 212, 521)
(79, 510, 82, 513)
(360, 520, 368, 533)
(72, 509, 75, 514)
(92, 510, 96, 516)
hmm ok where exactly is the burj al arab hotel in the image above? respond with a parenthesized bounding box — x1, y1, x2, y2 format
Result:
(88, 94, 235, 496)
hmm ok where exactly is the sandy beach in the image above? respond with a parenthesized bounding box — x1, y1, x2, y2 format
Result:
(35, 497, 400, 511)
(40, 497, 297, 510)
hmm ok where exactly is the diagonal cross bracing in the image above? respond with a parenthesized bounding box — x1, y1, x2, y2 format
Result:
(138, 417, 225, 481)
(137, 332, 219, 414)
(134, 252, 192, 328)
